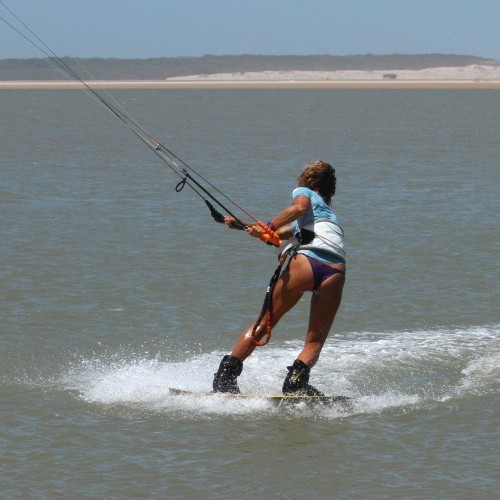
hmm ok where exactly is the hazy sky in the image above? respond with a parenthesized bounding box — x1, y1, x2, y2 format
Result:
(1, 0, 499, 60)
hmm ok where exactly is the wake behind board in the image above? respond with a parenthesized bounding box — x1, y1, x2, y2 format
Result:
(169, 388, 351, 408)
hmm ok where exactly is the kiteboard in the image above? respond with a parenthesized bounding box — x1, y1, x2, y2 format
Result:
(169, 387, 351, 408)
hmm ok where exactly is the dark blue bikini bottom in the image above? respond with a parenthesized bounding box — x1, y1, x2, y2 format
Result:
(305, 255, 345, 290)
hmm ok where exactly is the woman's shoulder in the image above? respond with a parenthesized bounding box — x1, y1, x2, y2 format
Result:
(292, 186, 315, 198)
(293, 187, 327, 207)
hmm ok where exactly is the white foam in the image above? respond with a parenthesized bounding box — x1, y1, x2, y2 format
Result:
(60, 324, 499, 418)
(459, 352, 500, 393)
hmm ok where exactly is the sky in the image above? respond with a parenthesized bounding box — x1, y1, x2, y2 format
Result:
(1, 0, 500, 60)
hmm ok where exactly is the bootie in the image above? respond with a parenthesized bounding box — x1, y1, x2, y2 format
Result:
(282, 359, 325, 396)
(212, 355, 243, 393)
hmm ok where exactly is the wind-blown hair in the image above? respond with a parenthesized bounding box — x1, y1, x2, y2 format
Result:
(297, 161, 336, 204)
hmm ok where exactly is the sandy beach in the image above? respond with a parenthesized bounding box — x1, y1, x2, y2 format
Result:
(2, 65, 500, 89)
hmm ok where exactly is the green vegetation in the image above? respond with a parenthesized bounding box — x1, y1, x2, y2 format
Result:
(0, 54, 497, 80)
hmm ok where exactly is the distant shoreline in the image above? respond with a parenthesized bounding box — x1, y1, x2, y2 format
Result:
(2, 80, 500, 89)
(3, 65, 500, 88)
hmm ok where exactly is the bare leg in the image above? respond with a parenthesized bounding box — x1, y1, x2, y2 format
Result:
(215, 253, 344, 394)
(230, 254, 314, 361)
(296, 271, 345, 367)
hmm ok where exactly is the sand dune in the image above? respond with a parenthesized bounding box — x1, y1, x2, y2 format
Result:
(166, 64, 500, 82)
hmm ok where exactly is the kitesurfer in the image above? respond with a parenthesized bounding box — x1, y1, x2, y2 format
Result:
(213, 161, 346, 396)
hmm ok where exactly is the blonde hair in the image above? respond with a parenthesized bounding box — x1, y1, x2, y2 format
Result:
(297, 161, 336, 204)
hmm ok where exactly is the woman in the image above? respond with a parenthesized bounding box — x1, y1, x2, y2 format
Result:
(213, 161, 346, 396)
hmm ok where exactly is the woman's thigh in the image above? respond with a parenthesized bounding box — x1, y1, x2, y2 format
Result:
(268, 254, 314, 324)
(305, 272, 345, 344)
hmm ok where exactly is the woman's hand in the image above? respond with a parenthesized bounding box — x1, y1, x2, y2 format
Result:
(224, 216, 246, 230)
(247, 223, 267, 239)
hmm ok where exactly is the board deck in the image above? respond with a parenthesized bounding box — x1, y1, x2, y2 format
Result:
(169, 387, 351, 408)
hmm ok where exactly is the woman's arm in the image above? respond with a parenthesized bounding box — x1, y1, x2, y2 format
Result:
(224, 194, 310, 240)
(276, 225, 293, 240)
(267, 194, 310, 230)
(248, 194, 310, 240)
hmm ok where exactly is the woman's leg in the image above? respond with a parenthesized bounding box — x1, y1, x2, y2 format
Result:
(213, 254, 313, 393)
(214, 254, 344, 393)
(281, 270, 344, 395)
(230, 254, 314, 361)
(296, 271, 345, 367)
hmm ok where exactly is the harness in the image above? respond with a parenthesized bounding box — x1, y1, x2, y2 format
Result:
(293, 218, 346, 260)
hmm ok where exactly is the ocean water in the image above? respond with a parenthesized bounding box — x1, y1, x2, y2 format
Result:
(1, 88, 499, 498)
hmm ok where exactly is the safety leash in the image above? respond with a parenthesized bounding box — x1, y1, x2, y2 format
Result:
(250, 249, 291, 346)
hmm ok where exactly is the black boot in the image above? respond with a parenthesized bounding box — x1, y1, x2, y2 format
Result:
(213, 355, 243, 393)
(282, 359, 325, 396)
